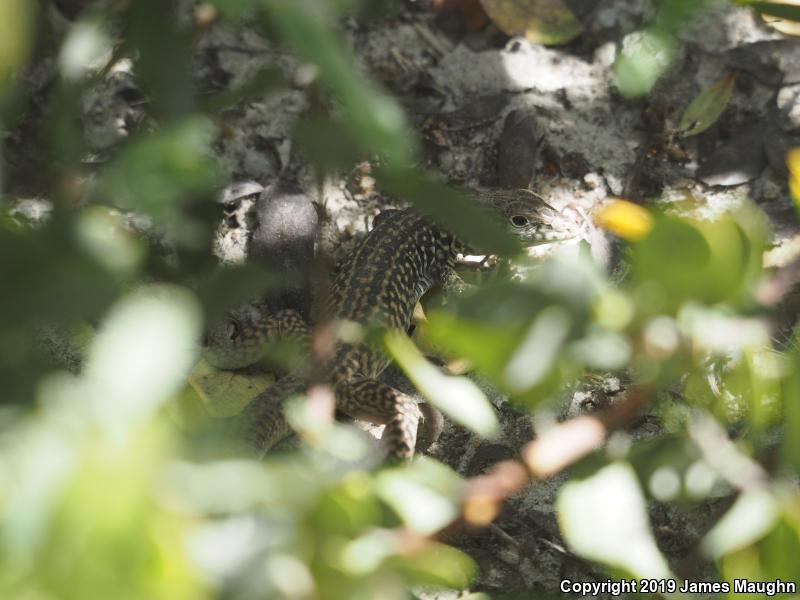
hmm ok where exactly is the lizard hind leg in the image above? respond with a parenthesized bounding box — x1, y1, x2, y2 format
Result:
(335, 378, 441, 460)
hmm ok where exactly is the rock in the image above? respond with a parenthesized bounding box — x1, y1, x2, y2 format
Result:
(696, 126, 767, 186)
(497, 109, 540, 188)
(251, 182, 319, 320)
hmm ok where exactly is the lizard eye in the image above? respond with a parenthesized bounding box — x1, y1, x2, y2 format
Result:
(510, 215, 529, 228)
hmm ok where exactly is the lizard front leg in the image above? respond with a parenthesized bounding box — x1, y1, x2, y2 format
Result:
(335, 378, 443, 460)
(232, 374, 306, 456)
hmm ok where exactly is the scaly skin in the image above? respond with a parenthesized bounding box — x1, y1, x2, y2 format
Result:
(206, 189, 581, 459)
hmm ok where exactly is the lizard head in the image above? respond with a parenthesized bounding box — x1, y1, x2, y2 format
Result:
(482, 188, 584, 247)
(204, 303, 270, 370)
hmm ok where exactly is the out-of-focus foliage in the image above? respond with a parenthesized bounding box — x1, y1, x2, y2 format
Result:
(614, 0, 800, 97)
(0, 0, 37, 103)
(2, 0, 800, 599)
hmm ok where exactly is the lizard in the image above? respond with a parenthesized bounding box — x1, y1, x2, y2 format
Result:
(205, 188, 581, 460)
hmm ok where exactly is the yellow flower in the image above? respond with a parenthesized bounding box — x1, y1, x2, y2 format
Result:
(593, 199, 654, 241)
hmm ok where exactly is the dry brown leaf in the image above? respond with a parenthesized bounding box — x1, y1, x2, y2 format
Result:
(479, 0, 582, 45)
(187, 358, 273, 417)
(760, 0, 800, 36)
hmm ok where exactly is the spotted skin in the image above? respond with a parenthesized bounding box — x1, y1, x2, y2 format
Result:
(206, 189, 580, 459)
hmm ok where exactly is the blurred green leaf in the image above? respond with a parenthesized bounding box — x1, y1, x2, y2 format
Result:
(59, 16, 113, 82)
(376, 457, 463, 535)
(0, 220, 119, 329)
(384, 330, 500, 439)
(387, 542, 476, 589)
(311, 471, 380, 536)
(614, 0, 723, 97)
(35, 427, 202, 600)
(293, 115, 364, 173)
(126, 0, 195, 119)
(557, 462, 674, 579)
(781, 344, 800, 470)
(80, 285, 202, 433)
(421, 310, 522, 380)
(194, 263, 286, 325)
(631, 208, 766, 311)
(567, 327, 631, 371)
(614, 28, 677, 98)
(75, 206, 146, 277)
(93, 116, 221, 246)
(422, 258, 600, 403)
(702, 488, 779, 559)
(503, 304, 571, 393)
(200, 67, 285, 114)
(256, 0, 414, 166)
(166, 459, 287, 512)
(0, 0, 37, 102)
(678, 73, 736, 137)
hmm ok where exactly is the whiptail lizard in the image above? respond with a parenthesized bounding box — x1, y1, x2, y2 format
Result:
(205, 189, 580, 460)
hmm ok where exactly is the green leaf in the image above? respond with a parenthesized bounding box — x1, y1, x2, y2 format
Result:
(422, 309, 523, 383)
(376, 457, 463, 534)
(311, 472, 380, 536)
(194, 263, 286, 325)
(293, 115, 364, 173)
(557, 462, 674, 579)
(126, 0, 195, 119)
(383, 330, 500, 439)
(678, 73, 736, 137)
(258, 0, 414, 166)
(0, 220, 119, 329)
(93, 117, 221, 246)
(200, 67, 285, 114)
(387, 542, 476, 589)
(631, 207, 766, 311)
(614, 28, 677, 98)
(82, 285, 202, 431)
(0, 0, 37, 102)
(702, 487, 779, 559)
